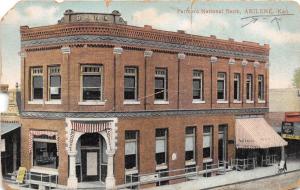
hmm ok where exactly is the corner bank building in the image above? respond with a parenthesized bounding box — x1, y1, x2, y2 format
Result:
(19, 10, 286, 189)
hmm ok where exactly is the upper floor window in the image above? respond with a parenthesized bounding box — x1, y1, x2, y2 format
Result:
(203, 126, 213, 159)
(31, 67, 43, 100)
(258, 75, 265, 101)
(246, 74, 253, 101)
(81, 65, 103, 101)
(48, 66, 61, 100)
(125, 131, 138, 170)
(193, 70, 203, 100)
(155, 128, 167, 166)
(185, 127, 195, 163)
(124, 67, 138, 100)
(217, 72, 226, 100)
(233, 73, 241, 101)
(155, 68, 168, 101)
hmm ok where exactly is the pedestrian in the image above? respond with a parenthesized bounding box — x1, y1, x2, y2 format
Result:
(284, 153, 288, 173)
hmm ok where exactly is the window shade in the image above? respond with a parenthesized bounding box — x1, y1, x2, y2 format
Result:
(203, 135, 211, 148)
(185, 136, 194, 151)
(156, 139, 165, 153)
(125, 141, 136, 155)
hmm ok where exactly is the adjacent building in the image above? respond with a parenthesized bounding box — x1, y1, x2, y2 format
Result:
(19, 10, 282, 189)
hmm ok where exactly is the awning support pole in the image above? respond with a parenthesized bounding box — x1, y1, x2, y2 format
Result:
(281, 146, 285, 161)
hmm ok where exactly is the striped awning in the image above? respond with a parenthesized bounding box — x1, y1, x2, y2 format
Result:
(236, 118, 287, 149)
(71, 121, 111, 133)
(29, 130, 59, 155)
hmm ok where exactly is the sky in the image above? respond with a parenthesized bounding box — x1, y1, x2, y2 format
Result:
(0, 0, 299, 89)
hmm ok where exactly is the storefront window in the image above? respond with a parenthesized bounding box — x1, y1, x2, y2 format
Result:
(33, 137, 58, 169)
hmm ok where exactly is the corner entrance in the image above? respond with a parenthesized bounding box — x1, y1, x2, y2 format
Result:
(76, 133, 107, 183)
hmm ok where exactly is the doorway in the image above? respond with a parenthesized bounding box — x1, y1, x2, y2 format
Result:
(218, 125, 228, 162)
(76, 133, 108, 183)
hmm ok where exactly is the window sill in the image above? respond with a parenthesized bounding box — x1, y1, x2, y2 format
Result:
(123, 100, 141, 105)
(258, 100, 266, 103)
(156, 164, 168, 170)
(185, 160, 196, 166)
(246, 100, 254, 104)
(78, 101, 105, 106)
(125, 169, 138, 175)
(28, 100, 44, 104)
(217, 100, 228, 104)
(154, 100, 169, 105)
(45, 100, 61, 105)
(203, 158, 213, 163)
(30, 167, 58, 175)
(233, 100, 242, 104)
(192, 100, 205, 104)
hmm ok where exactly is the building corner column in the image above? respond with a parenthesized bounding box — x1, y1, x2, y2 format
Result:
(67, 151, 78, 189)
(105, 149, 116, 190)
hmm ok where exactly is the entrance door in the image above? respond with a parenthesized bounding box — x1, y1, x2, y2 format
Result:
(81, 149, 100, 181)
(218, 125, 227, 161)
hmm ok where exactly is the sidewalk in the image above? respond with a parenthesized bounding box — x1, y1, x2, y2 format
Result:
(147, 159, 300, 190)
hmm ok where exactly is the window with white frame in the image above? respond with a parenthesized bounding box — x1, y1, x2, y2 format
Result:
(33, 135, 58, 169)
(155, 68, 168, 101)
(246, 74, 253, 101)
(31, 67, 43, 100)
(203, 126, 213, 159)
(217, 72, 226, 100)
(124, 67, 138, 100)
(258, 75, 265, 101)
(81, 65, 103, 101)
(185, 127, 195, 162)
(48, 66, 61, 100)
(125, 131, 138, 170)
(233, 73, 241, 101)
(155, 129, 167, 165)
(193, 70, 203, 100)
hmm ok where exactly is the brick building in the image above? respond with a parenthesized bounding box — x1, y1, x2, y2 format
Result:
(19, 10, 275, 189)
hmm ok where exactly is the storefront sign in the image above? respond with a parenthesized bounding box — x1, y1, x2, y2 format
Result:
(16, 167, 27, 183)
(282, 134, 300, 140)
(140, 174, 158, 183)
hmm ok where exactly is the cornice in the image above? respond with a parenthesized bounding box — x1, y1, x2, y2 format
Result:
(21, 108, 269, 120)
(22, 35, 268, 62)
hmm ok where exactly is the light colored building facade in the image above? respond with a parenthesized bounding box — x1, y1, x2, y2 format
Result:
(20, 10, 271, 189)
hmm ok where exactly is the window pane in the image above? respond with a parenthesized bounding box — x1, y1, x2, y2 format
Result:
(124, 76, 135, 88)
(185, 136, 194, 151)
(193, 90, 201, 99)
(33, 141, 58, 169)
(217, 80, 224, 100)
(234, 81, 238, 100)
(125, 131, 137, 140)
(193, 80, 200, 89)
(33, 76, 43, 88)
(185, 151, 194, 161)
(156, 129, 166, 137)
(125, 154, 136, 169)
(155, 89, 165, 100)
(83, 88, 100, 100)
(156, 152, 165, 165)
(83, 76, 101, 87)
(155, 78, 164, 89)
(203, 147, 211, 158)
(125, 141, 136, 155)
(50, 88, 61, 100)
(50, 76, 61, 87)
(124, 88, 135, 100)
(33, 88, 43, 99)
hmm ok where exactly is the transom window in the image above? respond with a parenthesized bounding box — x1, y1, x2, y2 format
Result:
(31, 67, 43, 100)
(81, 65, 103, 101)
(155, 68, 168, 101)
(185, 127, 195, 162)
(203, 126, 213, 159)
(246, 74, 253, 100)
(48, 66, 61, 100)
(193, 70, 203, 100)
(33, 136, 58, 169)
(217, 72, 226, 100)
(155, 129, 167, 166)
(258, 75, 265, 101)
(124, 67, 138, 100)
(125, 131, 138, 170)
(233, 73, 241, 101)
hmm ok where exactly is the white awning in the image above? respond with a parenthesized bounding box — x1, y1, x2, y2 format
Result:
(0, 122, 20, 135)
(236, 118, 287, 149)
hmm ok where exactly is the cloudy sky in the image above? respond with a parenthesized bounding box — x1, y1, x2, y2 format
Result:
(0, 0, 299, 89)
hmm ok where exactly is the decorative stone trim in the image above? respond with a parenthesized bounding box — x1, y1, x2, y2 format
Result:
(18, 51, 27, 58)
(210, 56, 218, 64)
(113, 47, 123, 55)
(242, 59, 248, 66)
(254, 61, 260, 67)
(61, 46, 70, 54)
(178, 53, 186, 60)
(144, 50, 153, 57)
(228, 58, 235, 65)
(21, 107, 269, 119)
